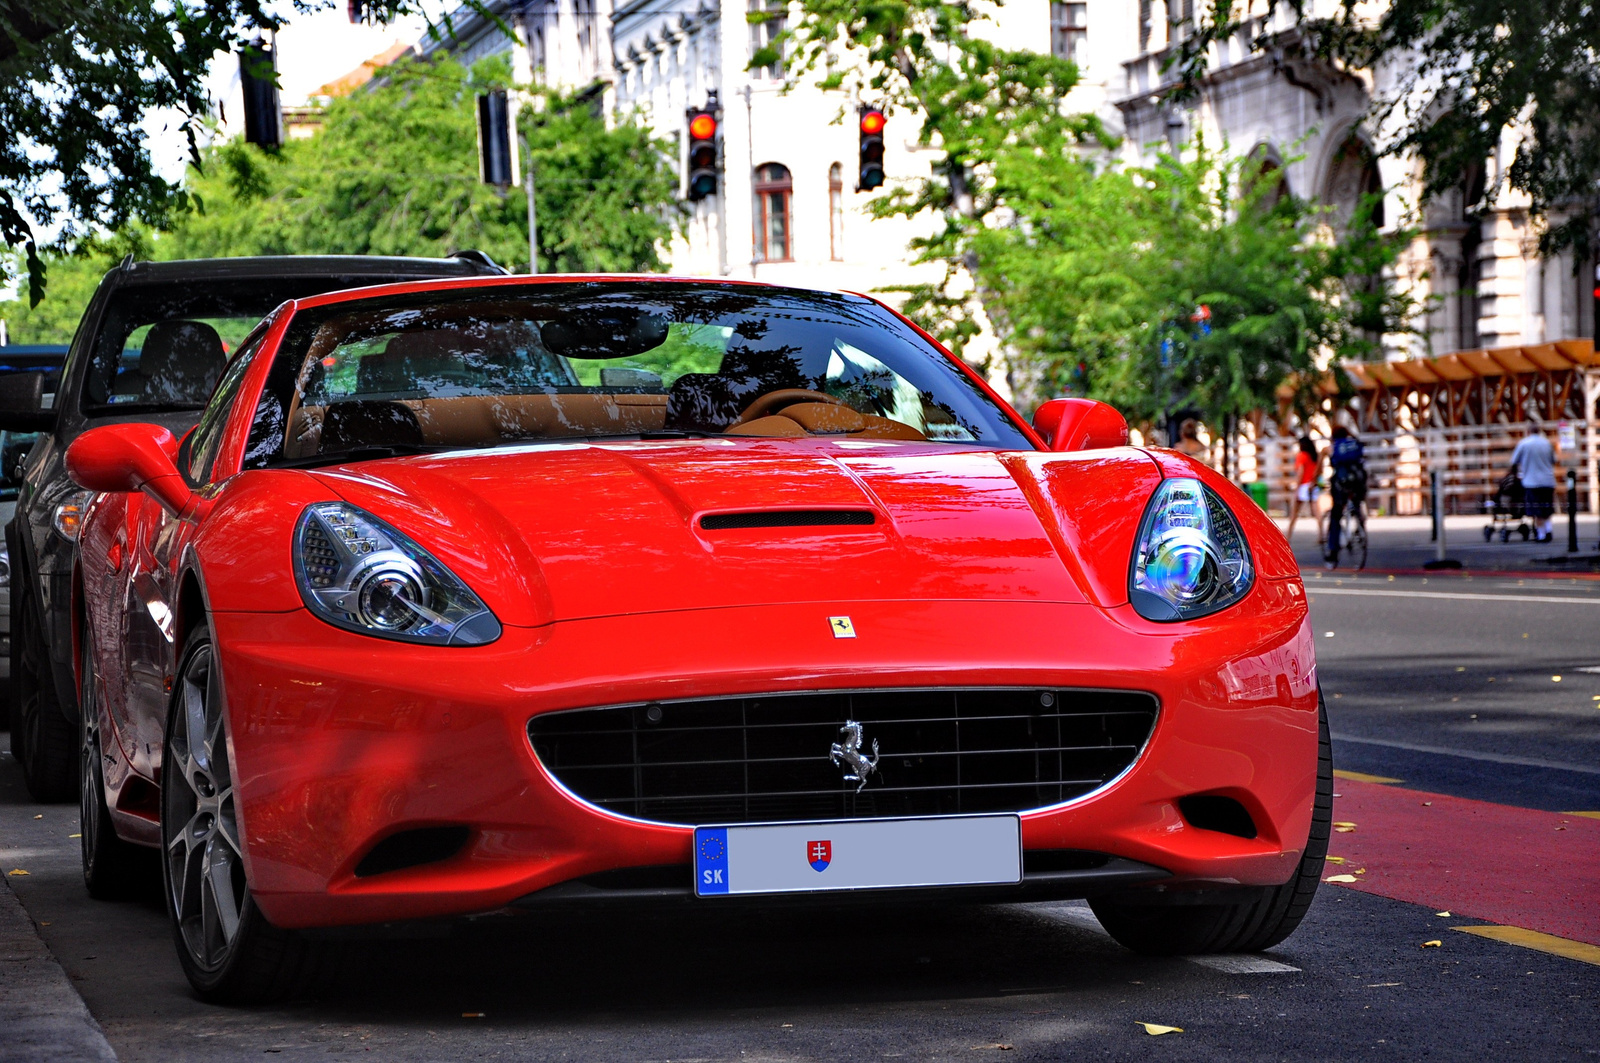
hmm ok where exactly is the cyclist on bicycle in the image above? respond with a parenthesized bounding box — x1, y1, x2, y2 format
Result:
(1324, 425, 1367, 568)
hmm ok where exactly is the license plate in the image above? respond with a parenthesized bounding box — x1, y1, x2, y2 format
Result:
(693, 814, 1021, 897)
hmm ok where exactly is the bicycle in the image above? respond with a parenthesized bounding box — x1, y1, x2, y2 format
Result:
(1336, 497, 1368, 570)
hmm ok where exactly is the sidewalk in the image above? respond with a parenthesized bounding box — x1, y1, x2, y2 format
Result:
(0, 871, 117, 1062)
(1275, 513, 1600, 575)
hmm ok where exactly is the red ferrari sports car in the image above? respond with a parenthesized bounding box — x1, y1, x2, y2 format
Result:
(66, 276, 1328, 1002)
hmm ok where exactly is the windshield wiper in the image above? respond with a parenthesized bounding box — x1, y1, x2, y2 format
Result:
(633, 430, 716, 440)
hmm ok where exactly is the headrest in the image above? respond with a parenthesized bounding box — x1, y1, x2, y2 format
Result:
(320, 400, 424, 453)
(139, 320, 225, 403)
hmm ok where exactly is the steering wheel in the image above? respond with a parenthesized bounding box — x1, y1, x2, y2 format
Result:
(731, 389, 848, 427)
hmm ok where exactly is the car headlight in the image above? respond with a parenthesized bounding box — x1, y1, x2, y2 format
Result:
(1129, 477, 1254, 621)
(53, 489, 95, 540)
(293, 502, 501, 645)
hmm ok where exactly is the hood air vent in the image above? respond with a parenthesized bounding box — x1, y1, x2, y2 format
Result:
(700, 509, 875, 531)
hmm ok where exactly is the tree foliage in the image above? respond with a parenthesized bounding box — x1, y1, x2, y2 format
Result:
(1175, 0, 1600, 258)
(0, 0, 503, 305)
(968, 143, 1410, 424)
(778, 2, 1413, 421)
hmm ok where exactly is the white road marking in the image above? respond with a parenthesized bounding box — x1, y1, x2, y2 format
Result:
(1307, 587, 1600, 606)
(1332, 733, 1600, 775)
(1186, 955, 1301, 974)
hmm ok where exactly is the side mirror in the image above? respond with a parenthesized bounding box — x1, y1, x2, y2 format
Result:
(64, 423, 194, 515)
(1032, 398, 1130, 451)
(0, 371, 54, 432)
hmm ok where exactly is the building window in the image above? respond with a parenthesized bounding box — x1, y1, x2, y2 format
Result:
(748, 0, 786, 80)
(753, 163, 793, 263)
(828, 162, 844, 260)
(1051, 2, 1087, 65)
(1139, 0, 1152, 53)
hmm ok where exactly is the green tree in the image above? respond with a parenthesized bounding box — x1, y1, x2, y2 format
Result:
(775, 2, 1413, 421)
(0, 0, 492, 304)
(166, 58, 681, 273)
(969, 142, 1410, 425)
(1174, 0, 1600, 258)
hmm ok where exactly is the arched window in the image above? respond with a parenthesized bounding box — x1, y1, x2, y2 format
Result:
(828, 163, 844, 261)
(753, 163, 793, 263)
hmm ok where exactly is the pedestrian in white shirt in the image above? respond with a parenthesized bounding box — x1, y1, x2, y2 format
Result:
(1509, 424, 1558, 542)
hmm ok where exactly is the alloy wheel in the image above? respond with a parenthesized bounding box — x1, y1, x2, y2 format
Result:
(163, 644, 246, 971)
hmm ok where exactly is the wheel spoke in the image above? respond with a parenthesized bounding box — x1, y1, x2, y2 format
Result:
(183, 660, 209, 774)
(200, 866, 221, 965)
(204, 836, 242, 945)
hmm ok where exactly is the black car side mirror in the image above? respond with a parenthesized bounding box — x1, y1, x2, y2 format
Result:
(0, 371, 55, 432)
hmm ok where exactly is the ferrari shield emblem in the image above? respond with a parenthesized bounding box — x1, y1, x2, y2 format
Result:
(807, 839, 832, 872)
(828, 616, 856, 638)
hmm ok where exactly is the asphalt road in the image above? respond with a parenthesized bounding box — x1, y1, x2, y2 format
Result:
(1, 571, 1597, 1062)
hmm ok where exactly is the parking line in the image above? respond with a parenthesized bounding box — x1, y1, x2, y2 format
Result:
(1333, 770, 1402, 785)
(1308, 587, 1600, 605)
(1454, 926, 1600, 967)
(1186, 955, 1300, 974)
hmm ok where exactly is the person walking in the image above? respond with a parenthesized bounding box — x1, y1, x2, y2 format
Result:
(1324, 425, 1366, 568)
(1509, 423, 1558, 542)
(1286, 434, 1325, 547)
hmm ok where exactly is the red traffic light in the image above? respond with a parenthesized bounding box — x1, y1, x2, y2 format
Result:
(689, 113, 717, 140)
(859, 110, 886, 135)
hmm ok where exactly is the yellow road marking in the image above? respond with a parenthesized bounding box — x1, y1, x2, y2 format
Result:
(1562, 811, 1600, 820)
(1333, 770, 1403, 784)
(1453, 926, 1600, 967)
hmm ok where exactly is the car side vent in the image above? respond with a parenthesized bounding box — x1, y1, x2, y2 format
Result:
(354, 826, 471, 878)
(700, 509, 875, 530)
(1178, 796, 1258, 839)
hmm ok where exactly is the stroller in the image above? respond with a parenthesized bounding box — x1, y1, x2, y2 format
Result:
(1483, 471, 1533, 542)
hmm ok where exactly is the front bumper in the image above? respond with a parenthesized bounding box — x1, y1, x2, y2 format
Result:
(215, 584, 1318, 930)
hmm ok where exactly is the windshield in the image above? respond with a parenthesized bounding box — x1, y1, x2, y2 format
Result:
(81, 276, 442, 415)
(244, 282, 1031, 467)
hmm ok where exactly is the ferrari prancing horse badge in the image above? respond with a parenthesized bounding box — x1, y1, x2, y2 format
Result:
(828, 616, 856, 638)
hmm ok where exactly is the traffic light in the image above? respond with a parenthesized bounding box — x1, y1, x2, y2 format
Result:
(239, 39, 283, 151)
(477, 90, 516, 188)
(858, 106, 886, 191)
(686, 105, 720, 200)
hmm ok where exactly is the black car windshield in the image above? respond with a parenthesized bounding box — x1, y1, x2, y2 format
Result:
(244, 282, 1032, 467)
(81, 277, 444, 414)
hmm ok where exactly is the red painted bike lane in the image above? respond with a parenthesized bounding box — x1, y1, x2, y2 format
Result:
(1326, 779, 1600, 946)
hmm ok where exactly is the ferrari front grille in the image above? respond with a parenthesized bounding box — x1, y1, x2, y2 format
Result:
(526, 688, 1158, 825)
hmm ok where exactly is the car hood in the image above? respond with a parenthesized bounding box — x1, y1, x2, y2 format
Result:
(309, 439, 1165, 627)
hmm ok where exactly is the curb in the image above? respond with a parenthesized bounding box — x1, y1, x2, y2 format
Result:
(1300, 566, 1600, 582)
(0, 870, 117, 1062)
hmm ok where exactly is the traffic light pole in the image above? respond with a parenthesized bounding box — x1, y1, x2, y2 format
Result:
(524, 144, 538, 275)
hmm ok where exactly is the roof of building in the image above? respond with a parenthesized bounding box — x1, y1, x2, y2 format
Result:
(1346, 340, 1598, 389)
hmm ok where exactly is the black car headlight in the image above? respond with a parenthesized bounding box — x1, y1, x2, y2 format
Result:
(293, 502, 501, 645)
(1128, 477, 1254, 621)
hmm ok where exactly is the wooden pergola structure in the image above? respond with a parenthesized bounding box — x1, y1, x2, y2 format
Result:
(1344, 339, 1598, 433)
(1242, 339, 1600, 517)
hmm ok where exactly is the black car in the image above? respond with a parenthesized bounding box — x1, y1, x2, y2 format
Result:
(0, 346, 69, 699)
(0, 252, 506, 801)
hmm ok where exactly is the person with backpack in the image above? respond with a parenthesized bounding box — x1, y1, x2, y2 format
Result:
(1324, 425, 1367, 568)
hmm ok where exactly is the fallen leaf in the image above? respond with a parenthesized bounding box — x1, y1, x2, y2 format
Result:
(32, 814, 42, 820)
(461, 1012, 485, 1019)
(1138, 1024, 1184, 1036)
(1333, 821, 1357, 828)
(1326, 856, 1346, 864)
(1325, 874, 1359, 883)
(1335, 826, 1356, 833)
(68, 833, 81, 839)
(1436, 911, 1452, 917)
(1421, 940, 1442, 948)
(39, 921, 50, 926)
(7, 869, 28, 876)
(1353, 868, 1367, 875)
(1423, 802, 1432, 807)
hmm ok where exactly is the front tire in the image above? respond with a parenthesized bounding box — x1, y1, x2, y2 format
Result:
(1090, 693, 1332, 955)
(10, 574, 75, 802)
(161, 621, 338, 1003)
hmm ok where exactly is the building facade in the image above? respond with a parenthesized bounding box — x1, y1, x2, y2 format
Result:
(422, 1, 1598, 373)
